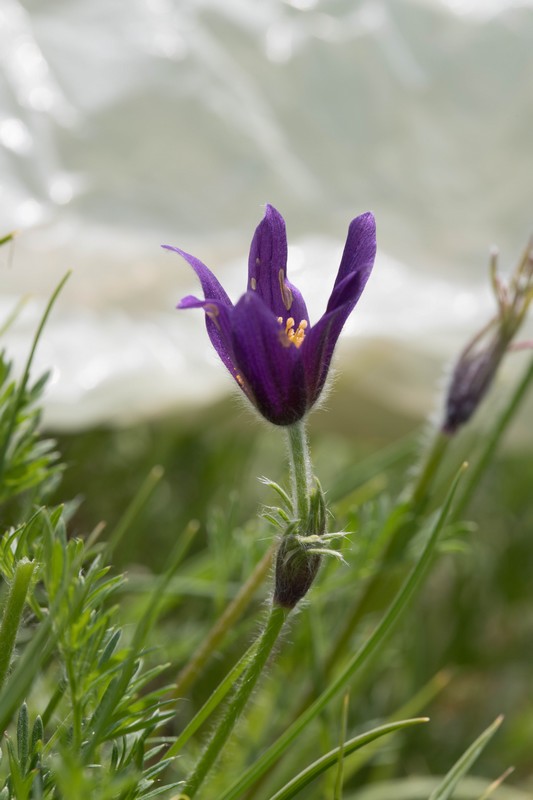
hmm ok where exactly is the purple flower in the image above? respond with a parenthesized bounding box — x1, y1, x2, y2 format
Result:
(164, 204, 376, 426)
(443, 242, 533, 435)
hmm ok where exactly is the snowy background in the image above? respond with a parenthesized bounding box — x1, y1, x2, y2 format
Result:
(1, 0, 532, 428)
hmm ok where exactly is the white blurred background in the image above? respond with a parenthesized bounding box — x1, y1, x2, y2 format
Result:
(1, 0, 532, 429)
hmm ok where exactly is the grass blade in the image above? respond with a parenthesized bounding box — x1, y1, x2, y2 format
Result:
(267, 718, 429, 800)
(333, 693, 350, 800)
(166, 638, 259, 759)
(428, 715, 504, 800)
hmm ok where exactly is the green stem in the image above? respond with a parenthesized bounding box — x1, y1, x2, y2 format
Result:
(321, 428, 451, 678)
(167, 640, 259, 759)
(174, 540, 276, 698)
(286, 421, 312, 524)
(0, 560, 35, 691)
(181, 605, 288, 798)
(409, 430, 450, 511)
(103, 465, 164, 556)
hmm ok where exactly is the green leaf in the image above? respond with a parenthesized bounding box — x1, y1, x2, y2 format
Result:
(0, 232, 17, 247)
(428, 715, 504, 800)
(83, 521, 197, 759)
(333, 693, 350, 800)
(267, 718, 429, 800)
(30, 715, 44, 753)
(166, 638, 259, 759)
(16, 702, 29, 773)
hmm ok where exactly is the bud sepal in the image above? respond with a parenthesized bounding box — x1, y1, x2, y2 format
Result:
(273, 481, 344, 609)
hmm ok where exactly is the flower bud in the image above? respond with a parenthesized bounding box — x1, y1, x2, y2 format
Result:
(443, 337, 506, 434)
(442, 242, 532, 435)
(273, 537, 321, 609)
(273, 483, 326, 609)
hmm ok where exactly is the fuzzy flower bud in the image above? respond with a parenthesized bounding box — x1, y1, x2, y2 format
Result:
(443, 241, 533, 435)
(273, 483, 326, 609)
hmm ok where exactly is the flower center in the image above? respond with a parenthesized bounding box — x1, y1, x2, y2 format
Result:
(278, 316, 308, 348)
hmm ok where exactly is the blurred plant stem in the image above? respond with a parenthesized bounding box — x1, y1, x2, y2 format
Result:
(314, 353, 533, 696)
(173, 539, 276, 698)
(180, 604, 289, 798)
(320, 429, 452, 678)
(174, 420, 315, 698)
(409, 430, 450, 511)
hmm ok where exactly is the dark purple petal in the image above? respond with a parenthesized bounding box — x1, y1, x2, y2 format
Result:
(301, 223, 376, 404)
(326, 261, 373, 317)
(178, 295, 238, 382)
(300, 306, 342, 405)
(231, 291, 308, 425)
(163, 245, 232, 306)
(247, 205, 309, 324)
(178, 294, 207, 310)
(329, 212, 376, 309)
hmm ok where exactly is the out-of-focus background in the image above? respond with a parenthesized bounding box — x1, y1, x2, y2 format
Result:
(2, 0, 533, 793)
(2, 0, 532, 430)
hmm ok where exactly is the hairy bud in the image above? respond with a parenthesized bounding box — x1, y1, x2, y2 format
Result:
(273, 483, 326, 609)
(273, 536, 322, 609)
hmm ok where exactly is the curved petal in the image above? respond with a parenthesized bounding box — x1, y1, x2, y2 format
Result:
(178, 295, 238, 381)
(303, 265, 373, 404)
(162, 245, 232, 305)
(328, 212, 376, 311)
(247, 205, 308, 324)
(231, 291, 308, 425)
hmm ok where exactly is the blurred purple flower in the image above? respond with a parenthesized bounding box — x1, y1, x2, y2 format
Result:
(443, 242, 533, 434)
(164, 204, 376, 426)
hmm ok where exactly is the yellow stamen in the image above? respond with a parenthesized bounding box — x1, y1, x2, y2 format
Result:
(278, 316, 308, 348)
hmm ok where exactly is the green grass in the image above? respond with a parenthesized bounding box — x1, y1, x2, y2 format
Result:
(46, 392, 533, 797)
(1, 251, 532, 797)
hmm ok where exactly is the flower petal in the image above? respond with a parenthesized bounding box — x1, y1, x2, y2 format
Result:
(178, 295, 238, 381)
(301, 305, 348, 405)
(231, 291, 308, 425)
(303, 223, 376, 405)
(164, 245, 239, 379)
(163, 245, 232, 305)
(328, 212, 376, 312)
(247, 205, 309, 324)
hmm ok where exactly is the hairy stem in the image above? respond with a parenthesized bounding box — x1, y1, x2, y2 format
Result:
(286, 420, 312, 524)
(181, 604, 288, 798)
